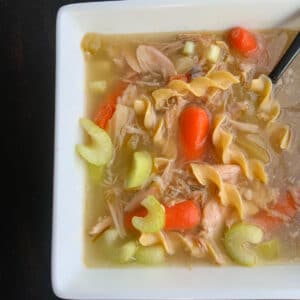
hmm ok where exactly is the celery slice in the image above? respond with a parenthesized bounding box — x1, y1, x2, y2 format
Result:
(183, 41, 195, 55)
(102, 229, 137, 263)
(102, 228, 119, 246)
(111, 241, 137, 264)
(224, 223, 263, 266)
(206, 44, 221, 63)
(257, 239, 279, 260)
(76, 118, 113, 166)
(132, 196, 165, 233)
(126, 151, 152, 189)
(135, 245, 165, 264)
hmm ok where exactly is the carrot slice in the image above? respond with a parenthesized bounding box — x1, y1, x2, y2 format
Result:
(165, 200, 201, 231)
(124, 200, 201, 231)
(252, 191, 298, 231)
(228, 27, 258, 55)
(179, 106, 210, 161)
(94, 81, 128, 129)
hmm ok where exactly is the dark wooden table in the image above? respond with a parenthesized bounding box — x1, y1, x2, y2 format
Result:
(2, 1, 117, 299)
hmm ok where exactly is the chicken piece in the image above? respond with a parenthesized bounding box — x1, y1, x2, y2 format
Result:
(213, 164, 241, 184)
(136, 45, 176, 79)
(89, 216, 112, 237)
(202, 201, 225, 234)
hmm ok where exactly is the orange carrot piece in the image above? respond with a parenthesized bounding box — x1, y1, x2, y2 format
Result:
(124, 200, 201, 231)
(94, 81, 128, 129)
(165, 200, 201, 231)
(228, 27, 258, 55)
(179, 106, 210, 161)
(252, 191, 298, 231)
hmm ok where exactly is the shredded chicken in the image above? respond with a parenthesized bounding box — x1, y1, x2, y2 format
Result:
(174, 233, 207, 258)
(124, 184, 160, 212)
(202, 201, 225, 234)
(136, 45, 176, 79)
(228, 101, 249, 117)
(239, 63, 256, 84)
(117, 84, 137, 106)
(123, 48, 141, 73)
(289, 186, 300, 208)
(213, 164, 241, 184)
(178, 33, 215, 47)
(122, 78, 163, 87)
(106, 192, 126, 238)
(108, 104, 135, 147)
(151, 40, 185, 56)
(89, 216, 112, 237)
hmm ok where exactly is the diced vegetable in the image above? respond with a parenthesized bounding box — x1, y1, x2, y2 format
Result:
(111, 241, 137, 264)
(124, 207, 147, 229)
(125, 200, 200, 231)
(236, 135, 270, 163)
(228, 27, 258, 55)
(165, 200, 201, 230)
(89, 80, 107, 94)
(175, 56, 194, 74)
(135, 245, 165, 264)
(183, 41, 195, 55)
(257, 239, 279, 260)
(224, 222, 263, 266)
(252, 191, 297, 231)
(179, 106, 210, 161)
(132, 196, 165, 233)
(126, 151, 153, 189)
(206, 44, 221, 63)
(102, 228, 119, 245)
(94, 81, 128, 129)
(127, 135, 139, 151)
(76, 118, 113, 166)
(102, 229, 137, 263)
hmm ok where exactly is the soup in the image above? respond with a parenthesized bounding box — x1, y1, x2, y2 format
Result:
(77, 28, 300, 267)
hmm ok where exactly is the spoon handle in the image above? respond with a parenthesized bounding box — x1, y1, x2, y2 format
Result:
(269, 32, 300, 84)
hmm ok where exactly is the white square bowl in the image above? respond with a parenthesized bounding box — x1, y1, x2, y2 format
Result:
(52, 1, 300, 299)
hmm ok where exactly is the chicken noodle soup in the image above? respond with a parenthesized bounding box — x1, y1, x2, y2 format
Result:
(78, 28, 300, 267)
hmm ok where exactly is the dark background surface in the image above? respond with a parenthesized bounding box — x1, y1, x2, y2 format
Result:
(2, 0, 118, 299)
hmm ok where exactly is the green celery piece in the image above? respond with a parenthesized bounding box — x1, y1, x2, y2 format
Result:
(102, 228, 119, 246)
(135, 245, 165, 265)
(224, 222, 263, 266)
(257, 239, 279, 260)
(102, 229, 137, 264)
(183, 41, 195, 55)
(126, 151, 152, 189)
(132, 196, 165, 233)
(111, 241, 137, 264)
(76, 118, 113, 166)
